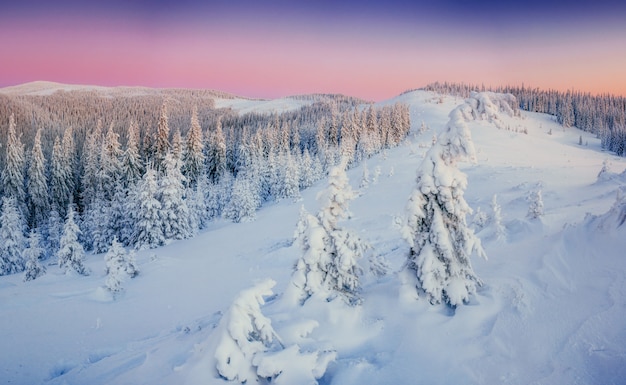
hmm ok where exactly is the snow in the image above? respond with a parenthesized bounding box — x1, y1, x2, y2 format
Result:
(2, 90, 626, 384)
(214, 97, 313, 115)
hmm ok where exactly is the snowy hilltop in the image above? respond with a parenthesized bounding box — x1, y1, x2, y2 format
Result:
(1, 89, 625, 385)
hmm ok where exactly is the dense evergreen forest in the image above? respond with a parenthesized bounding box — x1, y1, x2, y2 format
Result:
(422, 82, 626, 155)
(0, 86, 410, 276)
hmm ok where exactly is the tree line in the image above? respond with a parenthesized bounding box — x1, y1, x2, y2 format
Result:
(0, 89, 410, 277)
(422, 81, 626, 155)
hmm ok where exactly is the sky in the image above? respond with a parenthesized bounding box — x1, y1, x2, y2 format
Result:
(2, 0, 626, 101)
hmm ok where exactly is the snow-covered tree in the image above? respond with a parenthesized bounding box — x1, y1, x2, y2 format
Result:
(490, 194, 506, 239)
(155, 102, 170, 173)
(50, 136, 73, 217)
(223, 170, 258, 223)
(359, 161, 370, 189)
(281, 151, 301, 201)
(182, 106, 205, 189)
(527, 189, 544, 220)
(104, 237, 139, 295)
(47, 209, 63, 256)
(122, 120, 142, 189)
(23, 229, 46, 282)
(132, 168, 164, 250)
(2, 114, 26, 208)
(401, 99, 486, 307)
(81, 120, 102, 210)
(289, 160, 366, 305)
(0, 196, 26, 275)
(159, 153, 193, 240)
(206, 117, 227, 183)
(214, 279, 282, 383)
(27, 129, 49, 229)
(57, 205, 89, 276)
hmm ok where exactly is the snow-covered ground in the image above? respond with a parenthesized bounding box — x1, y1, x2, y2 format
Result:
(2, 91, 625, 384)
(213, 97, 314, 115)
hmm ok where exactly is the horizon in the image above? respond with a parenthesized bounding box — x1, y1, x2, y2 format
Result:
(2, 0, 626, 101)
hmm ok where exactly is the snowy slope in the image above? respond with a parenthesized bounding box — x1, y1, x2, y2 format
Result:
(1, 91, 625, 385)
(213, 97, 313, 115)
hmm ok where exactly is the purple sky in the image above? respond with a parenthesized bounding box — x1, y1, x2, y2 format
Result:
(2, 0, 625, 100)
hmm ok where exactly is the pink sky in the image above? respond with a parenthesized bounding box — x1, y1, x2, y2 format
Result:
(2, 11, 625, 101)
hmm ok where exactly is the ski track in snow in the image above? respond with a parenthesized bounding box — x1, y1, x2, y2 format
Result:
(1, 90, 626, 384)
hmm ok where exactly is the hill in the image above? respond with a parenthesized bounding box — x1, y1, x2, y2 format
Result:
(1, 90, 625, 384)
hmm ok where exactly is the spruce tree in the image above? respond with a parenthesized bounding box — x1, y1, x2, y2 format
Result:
(57, 205, 89, 276)
(155, 102, 171, 173)
(23, 229, 46, 282)
(27, 129, 50, 229)
(182, 106, 205, 189)
(289, 160, 366, 304)
(159, 153, 193, 240)
(0, 196, 26, 275)
(2, 114, 26, 210)
(402, 100, 485, 307)
(121, 120, 142, 189)
(132, 168, 165, 250)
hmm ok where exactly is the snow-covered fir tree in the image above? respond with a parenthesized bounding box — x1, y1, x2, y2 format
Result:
(281, 151, 301, 201)
(47, 209, 63, 257)
(214, 279, 281, 383)
(155, 102, 171, 173)
(223, 168, 258, 223)
(159, 153, 193, 241)
(132, 168, 165, 250)
(206, 117, 227, 183)
(50, 136, 73, 217)
(23, 229, 46, 282)
(289, 160, 366, 305)
(490, 194, 506, 239)
(401, 98, 486, 307)
(104, 237, 139, 295)
(121, 120, 143, 189)
(81, 120, 103, 210)
(2, 114, 26, 210)
(27, 129, 50, 229)
(57, 205, 89, 276)
(182, 106, 205, 189)
(359, 161, 370, 189)
(527, 189, 544, 220)
(0, 196, 26, 276)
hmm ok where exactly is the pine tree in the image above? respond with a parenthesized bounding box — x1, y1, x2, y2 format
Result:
(2, 114, 26, 209)
(281, 151, 301, 201)
(223, 170, 258, 223)
(0, 196, 26, 275)
(289, 160, 366, 304)
(159, 153, 193, 240)
(206, 117, 227, 183)
(27, 129, 50, 229)
(104, 237, 138, 295)
(132, 168, 165, 250)
(527, 189, 544, 219)
(121, 120, 142, 189)
(182, 106, 205, 189)
(23, 229, 46, 282)
(359, 161, 370, 189)
(401, 100, 485, 307)
(491, 194, 506, 239)
(57, 205, 89, 276)
(50, 137, 72, 217)
(155, 102, 170, 173)
(214, 279, 282, 383)
(81, 120, 102, 210)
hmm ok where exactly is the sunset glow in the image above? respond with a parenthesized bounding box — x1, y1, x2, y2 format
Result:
(2, 1, 625, 100)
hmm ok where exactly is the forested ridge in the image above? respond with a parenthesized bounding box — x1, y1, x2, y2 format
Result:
(422, 82, 626, 155)
(0, 84, 409, 277)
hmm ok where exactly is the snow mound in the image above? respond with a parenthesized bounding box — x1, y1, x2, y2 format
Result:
(584, 187, 626, 232)
(465, 91, 519, 129)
